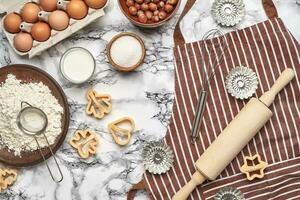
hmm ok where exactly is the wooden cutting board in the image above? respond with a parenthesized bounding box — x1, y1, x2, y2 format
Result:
(0, 64, 70, 167)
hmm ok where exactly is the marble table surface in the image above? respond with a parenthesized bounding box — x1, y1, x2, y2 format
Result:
(0, 0, 299, 200)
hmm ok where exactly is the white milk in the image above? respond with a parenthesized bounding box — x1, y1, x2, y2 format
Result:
(60, 47, 95, 84)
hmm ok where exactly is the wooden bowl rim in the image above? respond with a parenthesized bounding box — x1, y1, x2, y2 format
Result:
(106, 32, 146, 72)
(0, 64, 70, 167)
(118, 0, 181, 28)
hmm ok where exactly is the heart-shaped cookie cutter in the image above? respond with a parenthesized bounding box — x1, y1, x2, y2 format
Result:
(108, 117, 135, 146)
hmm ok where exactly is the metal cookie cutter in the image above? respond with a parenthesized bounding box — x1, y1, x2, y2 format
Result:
(212, 0, 245, 27)
(215, 187, 246, 200)
(142, 140, 174, 175)
(297, 0, 300, 6)
(225, 66, 259, 100)
(17, 101, 63, 183)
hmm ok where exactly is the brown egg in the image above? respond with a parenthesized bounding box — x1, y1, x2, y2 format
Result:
(39, 0, 58, 12)
(13, 32, 33, 52)
(3, 13, 22, 33)
(21, 3, 41, 23)
(67, 0, 88, 20)
(31, 22, 51, 42)
(84, 0, 107, 9)
(49, 10, 69, 31)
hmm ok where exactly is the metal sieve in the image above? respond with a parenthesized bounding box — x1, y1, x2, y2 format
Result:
(16, 101, 63, 183)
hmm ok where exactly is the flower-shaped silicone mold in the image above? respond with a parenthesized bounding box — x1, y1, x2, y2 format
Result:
(142, 140, 174, 175)
(69, 129, 99, 159)
(225, 66, 259, 99)
(0, 169, 17, 192)
(212, 0, 245, 27)
(86, 89, 112, 119)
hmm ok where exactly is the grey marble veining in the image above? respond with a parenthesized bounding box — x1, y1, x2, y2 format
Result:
(0, 0, 299, 200)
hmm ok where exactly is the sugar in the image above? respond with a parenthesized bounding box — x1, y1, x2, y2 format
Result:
(110, 35, 143, 68)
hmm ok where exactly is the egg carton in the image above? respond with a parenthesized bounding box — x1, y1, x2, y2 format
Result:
(0, 0, 109, 58)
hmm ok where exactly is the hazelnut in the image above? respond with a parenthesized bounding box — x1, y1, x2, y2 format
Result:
(126, 0, 135, 7)
(145, 10, 153, 19)
(167, 0, 177, 5)
(158, 10, 167, 20)
(153, 10, 159, 16)
(149, 3, 158, 11)
(138, 13, 148, 23)
(129, 6, 138, 15)
(164, 4, 174, 13)
(151, 15, 159, 22)
(144, 0, 151, 3)
(153, 0, 160, 3)
(135, 3, 141, 9)
(158, 1, 165, 8)
(137, 10, 144, 16)
(135, 0, 144, 4)
(141, 3, 149, 11)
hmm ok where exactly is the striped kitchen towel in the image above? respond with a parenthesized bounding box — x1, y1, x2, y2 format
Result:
(144, 18, 300, 200)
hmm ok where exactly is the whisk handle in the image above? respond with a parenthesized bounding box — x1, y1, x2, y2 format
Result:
(191, 90, 208, 143)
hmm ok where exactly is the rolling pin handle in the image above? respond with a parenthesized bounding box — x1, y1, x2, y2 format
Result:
(172, 171, 206, 200)
(259, 68, 295, 107)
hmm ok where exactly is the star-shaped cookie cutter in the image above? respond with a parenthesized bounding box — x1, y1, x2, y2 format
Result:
(86, 89, 112, 119)
(69, 129, 99, 159)
(0, 169, 17, 192)
(240, 154, 267, 181)
(108, 117, 135, 146)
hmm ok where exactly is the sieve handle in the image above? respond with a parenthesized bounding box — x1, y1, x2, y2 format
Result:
(21, 101, 33, 109)
(35, 134, 64, 183)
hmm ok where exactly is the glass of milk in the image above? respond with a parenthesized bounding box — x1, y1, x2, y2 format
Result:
(59, 47, 95, 84)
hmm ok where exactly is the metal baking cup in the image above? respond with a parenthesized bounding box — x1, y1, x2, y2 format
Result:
(225, 66, 258, 100)
(212, 0, 245, 27)
(142, 140, 174, 175)
(214, 187, 246, 200)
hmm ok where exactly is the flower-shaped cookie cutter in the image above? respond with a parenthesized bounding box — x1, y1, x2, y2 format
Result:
(142, 140, 174, 175)
(240, 154, 268, 181)
(108, 117, 135, 146)
(70, 129, 99, 159)
(212, 0, 245, 27)
(214, 186, 246, 200)
(225, 66, 259, 99)
(86, 89, 112, 119)
(0, 169, 17, 192)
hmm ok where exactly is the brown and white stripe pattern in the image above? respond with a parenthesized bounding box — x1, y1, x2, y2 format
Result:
(144, 18, 300, 200)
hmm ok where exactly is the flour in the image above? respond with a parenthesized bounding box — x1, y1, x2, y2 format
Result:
(0, 74, 64, 156)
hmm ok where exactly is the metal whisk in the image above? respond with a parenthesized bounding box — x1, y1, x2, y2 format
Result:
(191, 29, 228, 143)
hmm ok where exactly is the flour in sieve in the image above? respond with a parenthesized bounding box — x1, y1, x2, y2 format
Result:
(0, 74, 64, 156)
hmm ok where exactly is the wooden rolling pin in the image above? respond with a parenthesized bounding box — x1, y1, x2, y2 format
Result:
(172, 68, 295, 200)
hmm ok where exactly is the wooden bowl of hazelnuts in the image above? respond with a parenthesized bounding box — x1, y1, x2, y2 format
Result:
(118, 0, 180, 28)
